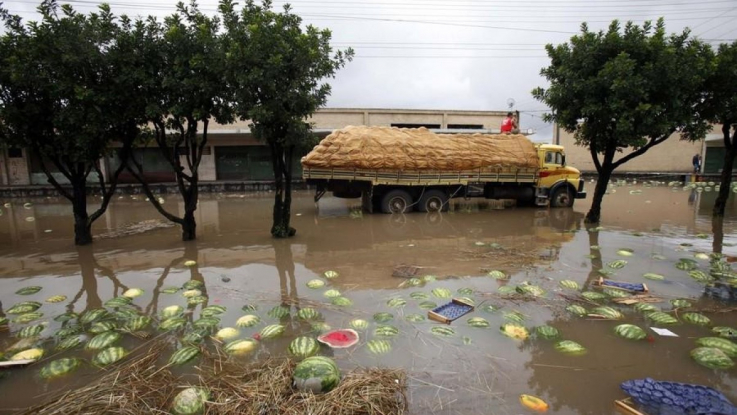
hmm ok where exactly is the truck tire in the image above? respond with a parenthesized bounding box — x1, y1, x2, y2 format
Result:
(381, 190, 413, 214)
(418, 190, 449, 212)
(550, 186, 574, 208)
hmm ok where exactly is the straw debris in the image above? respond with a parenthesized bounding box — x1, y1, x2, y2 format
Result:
(25, 342, 407, 415)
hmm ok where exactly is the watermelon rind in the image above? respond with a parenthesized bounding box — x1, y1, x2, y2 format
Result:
(317, 329, 359, 348)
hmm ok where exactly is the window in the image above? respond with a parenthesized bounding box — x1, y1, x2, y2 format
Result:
(177, 146, 212, 156)
(545, 152, 563, 165)
(390, 123, 441, 129)
(8, 148, 22, 158)
(447, 124, 483, 129)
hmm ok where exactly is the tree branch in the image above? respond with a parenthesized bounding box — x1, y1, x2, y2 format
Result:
(589, 139, 603, 174)
(611, 131, 673, 169)
(88, 146, 129, 225)
(32, 147, 73, 201)
(124, 152, 184, 225)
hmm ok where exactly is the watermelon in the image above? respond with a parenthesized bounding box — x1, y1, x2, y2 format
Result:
(419, 301, 437, 310)
(172, 387, 209, 415)
(187, 296, 208, 306)
(236, 315, 260, 328)
(11, 348, 43, 361)
(161, 287, 180, 294)
(80, 309, 109, 324)
(349, 319, 369, 330)
(566, 305, 588, 317)
(200, 305, 226, 317)
(122, 288, 144, 298)
(405, 314, 425, 323)
(161, 306, 184, 320)
(467, 317, 489, 328)
(56, 335, 84, 351)
(7, 301, 42, 314)
(297, 308, 322, 321)
(410, 292, 428, 300)
(293, 356, 341, 393)
(670, 299, 692, 308)
(589, 306, 623, 320)
(323, 289, 341, 298)
(688, 270, 713, 282)
(498, 286, 517, 295)
(554, 340, 587, 355)
(366, 339, 392, 355)
(616, 249, 634, 257)
(500, 323, 529, 340)
(160, 317, 187, 331)
(559, 280, 580, 290)
(193, 317, 220, 329)
(695, 338, 737, 357)
(581, 291, 607, 301)
(520, 394, 549, 413)
(602, 287, 630, 298)
(614, 324, 647, 340)
(374, 325, 399, 338)
(289, 336, 320, 358)
(224, 339, 258, 355)
(536, 325, 560, 339)
(169, 346, 200, 366)
(18, 323, 46, 338)
(647, 312, 679, 325)
(690, 347, 734, 369)
(431, 326, 455, 337)
(643, 273, 665, 281)
(317, 329, 359, 348)
(183, 260, 198, 267)
(323, 270, 339, 279)
(105, 297, 132, 308)
(259, 324, 285, 339)
(306, 279, 325, 289)
(182, 289, 202, 298)
(89, 321, 117, 334)
(311, 322, 332, 333)
(13, 312, 43, 324)
(457, 297, 476, 306)
(45, 295, 67, 304)
(16, 286, 42, 295)
(503, 311, 526, 323)
(331, 297, 353, 307)
(93, 347, 128, 366)
(373, 312, 394, 323)
(457, 287, 474, 295)
(387, 298, 406, 308)
(634, 303, 659, 313)
(488, 270, 507, 280)
(713, 327, 737, 338)
(126, 316, 152, 332)
(516, 284, 546, 297)
(431, 288, 452, 298)
(40, 358, 83, 379)
(607, 260, 628, 269)
(215, 328, 239, 341)
(87, 332, 121, 350)
(683, 312, 711, 326)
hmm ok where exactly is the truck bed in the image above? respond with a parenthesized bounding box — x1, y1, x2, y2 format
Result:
(303, 166, 539, 186)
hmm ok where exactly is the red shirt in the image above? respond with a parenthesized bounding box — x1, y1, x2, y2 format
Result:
(501, 117, 514, 132)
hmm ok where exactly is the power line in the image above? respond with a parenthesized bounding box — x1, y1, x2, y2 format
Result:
(353, 55, 549, 58)
(271, 0, 735, 9)
(309, 15, 737, 24)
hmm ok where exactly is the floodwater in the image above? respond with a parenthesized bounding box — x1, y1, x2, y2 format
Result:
(0, 180, 737, 414)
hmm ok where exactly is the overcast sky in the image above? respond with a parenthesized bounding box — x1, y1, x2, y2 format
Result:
(2, 0, 736, 140)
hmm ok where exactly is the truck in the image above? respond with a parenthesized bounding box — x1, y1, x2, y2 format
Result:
(301, 126, 586, 213)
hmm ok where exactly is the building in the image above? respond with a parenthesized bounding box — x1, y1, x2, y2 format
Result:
(0, 108, 517, 186)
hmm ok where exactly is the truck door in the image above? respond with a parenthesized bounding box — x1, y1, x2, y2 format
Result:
(540, 151, 564, 187)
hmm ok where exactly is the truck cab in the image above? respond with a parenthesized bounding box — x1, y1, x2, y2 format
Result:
(535, 144, 587, 207)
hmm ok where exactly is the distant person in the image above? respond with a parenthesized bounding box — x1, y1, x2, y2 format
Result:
(501, 112, 518, 134)
(692, 153, 702, 173)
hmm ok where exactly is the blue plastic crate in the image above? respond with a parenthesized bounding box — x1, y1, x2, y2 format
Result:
(428, 298, 474, 324)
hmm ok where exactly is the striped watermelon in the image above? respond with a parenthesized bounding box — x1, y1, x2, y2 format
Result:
(457, 287, 474, 295)
(297, 308, 322, 321)
(160, 317, 187, 331)
(182, 289, 202, 298)
(554, 340, 587, 355)
(500, 323, 529, 340)
(366, 339, 392, 354)
(323, 270, 339, 279)
(161, 287, 180, 294)
(498, 286, 517, 295)
(201, 305, 227, 317)
(13, 312, 43, 324)
(405, 314, 425, 322)
(93, 346, 128, 366)
(182, 330, 207, 345)
(331, 297, 353, 307)
(670, 299, 692, 308)
(695, 338, 737, 357)
(374, 325, 399, 337)
(647, 312, 678, 325)
(589, 306, 623, 320)
(634, 303, 659, 313)
(224, 339, 258, 355)
(172, 387, 209, 415)
(536, 325, 560, 339)
(373, 312, 394, 323)
(503, 311, 526, 323)
(467, 317, 489, 328)
(566, 305, 587, 316)
(161, 305, 184, 320)
(431, 326, 455, 337)
(559, 280, 580, 290)
(419, 301, 437, 310)
(713, 327, 737, 339)
(581, 291, 607, 301)
(122, 288, 144, 298)
(56, 335, 83, 351)
(643, 273, 665, 281)
(306, 279, 325, 289)
(690, 347, 734, 369)
(488, 270, 507, 280)
(7, 301, 42, 314)
(80, 309, 109, 324)
(45, 295, 67, 304)
(215, 327, 239, 341)
(193, 317, 221, 329)
(267, 305, 291, 319)
(86, 332, 121, 350)
(18, 323, 46, 338)
(169, 346, 200, 366)
(516, 284, 546, 297)
(323, 289, 341, 298)
(387, 298, 406, 308)
(186, 295, 207, 306)
(614, 324, 647, 340)
(602, 288, 630, 298)
(431, 288, 452, 299)
(105, 297, 132, 308)
(289, 337, 320, 358)
(259, 324, 285, 339)
(16, 286, 42, 295)
(423, 275, 437, 282)
(683, 313, 711, 326)
(126, 316, 152, 332)
(349, 319, 369, 329)
(616, 249, 633, 257)
(182, 280, 204, 290)
(607, 260, 628, 269)
(688, 270, 713, 282)
(293, 356, 341, 393)
(10, 348, 43, 361)
(40, 358, 83, 379)
(410, 292, 428, 300)
(89, 321, 117, 334)
(236, 315, 260, 328)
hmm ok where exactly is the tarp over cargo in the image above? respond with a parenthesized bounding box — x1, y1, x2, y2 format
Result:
(301, 126, 539, 171)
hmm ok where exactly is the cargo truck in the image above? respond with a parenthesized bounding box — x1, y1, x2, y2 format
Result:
(302, 126, 586, 213)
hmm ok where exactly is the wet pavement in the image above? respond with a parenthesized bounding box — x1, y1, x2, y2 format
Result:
(1, 180, 737, 414)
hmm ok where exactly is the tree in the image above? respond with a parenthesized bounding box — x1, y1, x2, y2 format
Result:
(533, 19, 713, 223)
(123, 1, 233, 241)
(693, 42, 737, 217)
(0, 1, 150, 245)
(221, 0, 353, 238)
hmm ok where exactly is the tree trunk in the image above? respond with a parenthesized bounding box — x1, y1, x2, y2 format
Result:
(585, 166, 613, 224)
(271, 144, 296, 238)
(712, 215, 724, 255)
(72, 178, 92, 246)
(713, 125, 736, 217)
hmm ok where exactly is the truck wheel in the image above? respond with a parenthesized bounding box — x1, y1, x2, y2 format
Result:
(550, 187, 574, 208)
(418, 190, 449, 212)
(381, 190, 413, 214)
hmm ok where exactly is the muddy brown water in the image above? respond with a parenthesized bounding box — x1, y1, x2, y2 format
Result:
(0, 181, 737, 414)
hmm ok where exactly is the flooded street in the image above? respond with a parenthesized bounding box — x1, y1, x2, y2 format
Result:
(1, 180, 737, 414)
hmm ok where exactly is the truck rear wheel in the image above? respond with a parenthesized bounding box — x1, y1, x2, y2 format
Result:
(550, 187, 574, 208)
(381, 190, 413, 213)
(418, 190, 449, 212)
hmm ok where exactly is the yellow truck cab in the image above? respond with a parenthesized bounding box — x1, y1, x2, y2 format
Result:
(536, 144, 587, 207)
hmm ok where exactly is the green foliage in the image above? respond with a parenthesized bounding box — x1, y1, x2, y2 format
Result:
(533, 19, 712, 222)
(0, 1, 151, 244)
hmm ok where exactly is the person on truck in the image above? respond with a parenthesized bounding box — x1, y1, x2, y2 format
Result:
(501, 112, 518, 134)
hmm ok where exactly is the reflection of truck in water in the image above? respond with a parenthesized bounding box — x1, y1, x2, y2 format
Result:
(302, 126, 587, 213)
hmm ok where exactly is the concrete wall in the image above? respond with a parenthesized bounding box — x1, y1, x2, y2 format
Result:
(5, 148, 30, 185)
(178, 146, 216, 181)
(557, 129, 703, 173)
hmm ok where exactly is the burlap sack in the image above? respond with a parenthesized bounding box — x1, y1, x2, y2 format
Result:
(301, 126, 539, 171)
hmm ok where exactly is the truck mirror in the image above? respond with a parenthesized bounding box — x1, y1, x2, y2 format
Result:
(562, 155, 566, 166)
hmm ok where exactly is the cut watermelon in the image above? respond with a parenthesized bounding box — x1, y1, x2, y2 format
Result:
(316, 329, 359, 348)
